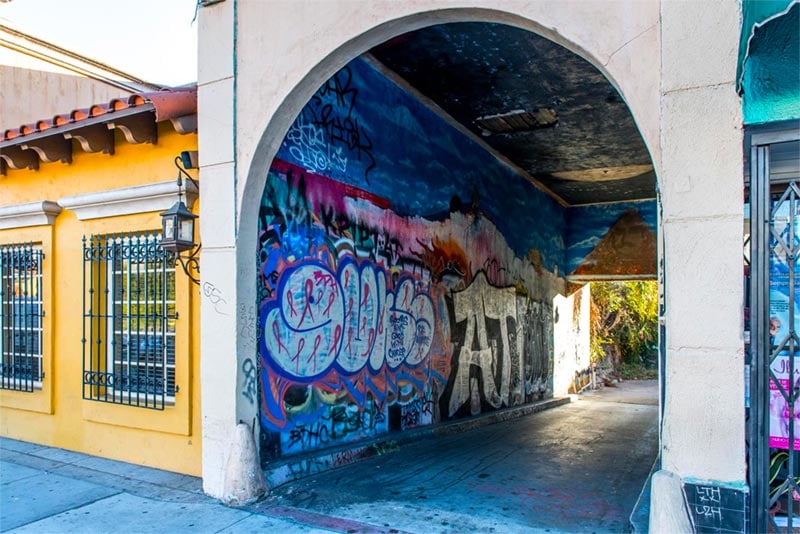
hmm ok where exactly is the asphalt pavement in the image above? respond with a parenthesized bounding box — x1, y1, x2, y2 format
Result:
(260, 380, 659, 533)
(1, 380, 658, 533)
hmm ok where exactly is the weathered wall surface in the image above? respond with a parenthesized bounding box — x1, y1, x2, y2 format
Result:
(659, 0, 745, 488)
(552, 284, 591, 397)
(256, 57, 563, 459)
(0, 66, 132, 129)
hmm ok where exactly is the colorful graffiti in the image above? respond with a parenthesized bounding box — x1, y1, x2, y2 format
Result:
(276, 56, 566, 273)
(284, 66, 376, 182)
(257, 162, 559, 457)
(259, 55, 566, 460)
(261, 259, 435, 379)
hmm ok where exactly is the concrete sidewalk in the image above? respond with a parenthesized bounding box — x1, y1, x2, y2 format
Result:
(0, 437, 333, 533)
(1, 382, 657, 533)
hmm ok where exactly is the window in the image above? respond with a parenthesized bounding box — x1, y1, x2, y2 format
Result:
(0, 243, 44, 392)
(82, 233, 177, 409)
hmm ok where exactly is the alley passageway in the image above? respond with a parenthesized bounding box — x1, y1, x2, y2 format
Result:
(254, 381, 659, 533)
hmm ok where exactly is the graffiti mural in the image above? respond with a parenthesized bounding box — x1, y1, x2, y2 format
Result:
(261, 259, 435, 379)
(442, 272, 552, 418)
(259, 55, 566, 461)
(257, 162, 559, 458)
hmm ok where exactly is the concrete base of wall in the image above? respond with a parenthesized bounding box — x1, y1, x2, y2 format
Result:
(221, 423, 268, 507)
(649, 469, 692, 533)
(265, 396, 571, 489)
(630, 454, 661, 532)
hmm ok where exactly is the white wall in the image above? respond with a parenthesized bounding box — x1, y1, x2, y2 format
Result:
(553, 285, 592, 397)
(659, 0, 745, 483)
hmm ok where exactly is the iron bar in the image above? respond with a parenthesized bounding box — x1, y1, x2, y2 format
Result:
(81, 233, 176, 410)
(0, 243, 43, 392)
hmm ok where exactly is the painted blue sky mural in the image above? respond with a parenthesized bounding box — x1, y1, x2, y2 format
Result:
(275, 56, 566, 272)
(565, 200, 658, 275)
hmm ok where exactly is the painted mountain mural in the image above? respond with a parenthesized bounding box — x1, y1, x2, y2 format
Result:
(572, 209, 656, 276)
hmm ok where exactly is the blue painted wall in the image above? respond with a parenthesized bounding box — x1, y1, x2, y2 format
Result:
(275, 57, 566, 273)
(566, 201, 658, 276)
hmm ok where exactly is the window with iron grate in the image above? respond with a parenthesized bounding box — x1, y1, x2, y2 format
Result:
(82, 233, 177, 410)
(0, 243, 44, 392)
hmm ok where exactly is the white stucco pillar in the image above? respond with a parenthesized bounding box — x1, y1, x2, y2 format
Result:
(654, 0, 745, 525)
(198, 0, 261, 499)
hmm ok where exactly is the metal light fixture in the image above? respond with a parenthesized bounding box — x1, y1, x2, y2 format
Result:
(160, 153, 200, 284)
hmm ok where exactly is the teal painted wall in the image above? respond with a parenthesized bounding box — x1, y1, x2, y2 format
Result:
(742, 3, 800, 124)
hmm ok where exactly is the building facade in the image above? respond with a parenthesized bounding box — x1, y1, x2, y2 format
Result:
(0, 88, 201, 475)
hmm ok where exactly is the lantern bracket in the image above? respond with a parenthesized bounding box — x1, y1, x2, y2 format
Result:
(175, 242, 201, 285)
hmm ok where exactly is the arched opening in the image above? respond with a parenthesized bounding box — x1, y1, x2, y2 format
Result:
(247, 22, 656, 532)
(243, 17, 660, 530)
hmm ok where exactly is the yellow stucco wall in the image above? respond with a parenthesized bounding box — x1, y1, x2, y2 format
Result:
(0, 123, 202, 476)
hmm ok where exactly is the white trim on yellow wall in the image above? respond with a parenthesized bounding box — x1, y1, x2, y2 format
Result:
(58, 179, 198, 221)
(0, 201, 61, 230)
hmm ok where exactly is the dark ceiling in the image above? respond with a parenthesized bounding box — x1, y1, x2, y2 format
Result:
(370, 22, 655, 206)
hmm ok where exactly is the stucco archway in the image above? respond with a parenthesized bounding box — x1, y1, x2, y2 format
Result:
(199, 3, 747, 529)
(199, 0, 664, 500)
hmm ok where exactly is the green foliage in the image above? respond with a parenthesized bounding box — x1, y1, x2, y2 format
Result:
(590, 281, 659, 367)
(619, 362, 659, 380)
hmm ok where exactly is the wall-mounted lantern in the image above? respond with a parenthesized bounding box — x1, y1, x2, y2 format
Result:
(160, 153, 200, 284)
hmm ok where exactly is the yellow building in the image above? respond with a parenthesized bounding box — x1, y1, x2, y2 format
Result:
(0, 88, 201, 476)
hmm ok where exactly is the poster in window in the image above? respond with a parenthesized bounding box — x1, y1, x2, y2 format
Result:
(770, 353, 800, 449)
(769, 200, 800, 449)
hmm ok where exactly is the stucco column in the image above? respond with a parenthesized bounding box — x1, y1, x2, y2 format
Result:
(198, 0, 260, 499)
(653, 0, 745, 527)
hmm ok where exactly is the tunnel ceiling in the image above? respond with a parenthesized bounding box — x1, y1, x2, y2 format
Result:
(370, 23, 655, 206)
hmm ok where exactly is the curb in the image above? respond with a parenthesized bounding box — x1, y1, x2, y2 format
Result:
(630, 453, 661, 533)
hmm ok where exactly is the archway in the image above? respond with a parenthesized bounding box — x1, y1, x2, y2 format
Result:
(240, 13, 660, 530)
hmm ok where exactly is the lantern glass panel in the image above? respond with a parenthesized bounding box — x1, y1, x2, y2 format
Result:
(163, 217, 175, 242)
(179, 218, 194, 243)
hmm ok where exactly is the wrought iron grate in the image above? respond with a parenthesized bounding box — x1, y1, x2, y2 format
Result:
(82, 233, 177, 410)
(749, 132, 800, 533)
(0, 243, 44, 392)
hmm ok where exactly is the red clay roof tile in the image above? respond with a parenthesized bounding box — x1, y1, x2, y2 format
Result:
(2, 86, 197, 142)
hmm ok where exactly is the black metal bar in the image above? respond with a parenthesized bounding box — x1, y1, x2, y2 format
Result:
(0, 243, 43, 393)
(82, 235, 87, 400)
(751, 143, 770, 533)
(788, 183, 796, 532)
(24, 243, 30, 391)
(1, 246, 6, 389)
(81, 232, 173, 410)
